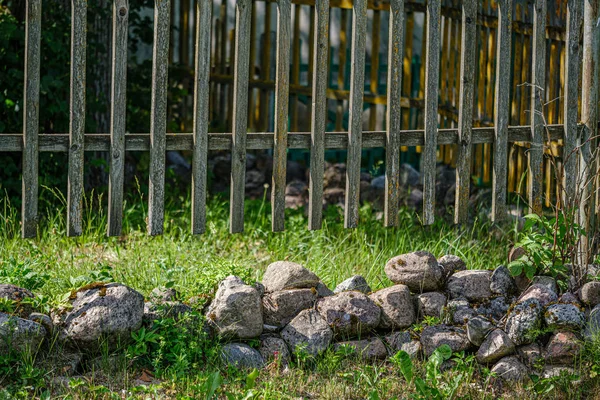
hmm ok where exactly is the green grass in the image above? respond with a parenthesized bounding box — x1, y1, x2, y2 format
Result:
(9, 189, 600, 399)
(0, 188, 511, 308)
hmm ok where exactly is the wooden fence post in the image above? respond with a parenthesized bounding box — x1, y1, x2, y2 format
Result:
(191, 0, 212, 235)
(454, 0, 477, 224)
(384, 0, 405, 227)
(271, 0, 291, 232)
(107, 0, 129, 237)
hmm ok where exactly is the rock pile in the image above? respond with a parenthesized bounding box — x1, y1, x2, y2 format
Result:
(203, 254, 598, 382)
(2, 252, 599, 384)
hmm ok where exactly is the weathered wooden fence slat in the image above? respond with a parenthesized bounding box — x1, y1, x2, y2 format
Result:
(230, 0, 252, 233)
(107, 0, 129, 237)
(148, 0, 170, 236)
(344, 0, 367, 229)
(67, 0, 87, 237)
(422, 0, 441, 225)
(191, 0, 212, 235)
(308, 0, 330, 230)
(384, 0, 405, 227)
(491, 0, 511, 221)
(562, 0, 582, 203)
(454, 0, 477, 225)
(271, 0, 291, 232)
(21, 0, 42, 238)
(528, 0, 547, 215)
(0, 126, 572, 153)
(580, 0, 600, 263)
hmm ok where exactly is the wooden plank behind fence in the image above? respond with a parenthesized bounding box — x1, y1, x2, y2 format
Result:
(308, 0, 329, 230)
(272, 0, 291, 232)
(230, 0, 252, 233)
(384, 0, 404, 227)
(107, 0, 129, 237)
(344, 0, 367, 228)
(422, 0, 441, 225)
(454, 0, 476, 224)
(191, 0, 212, 235)
(67, 0, 87, 237)
(22, 0, 42, 238)
(148, 0, 170, 235)
(491, 0, 511, 221)
(528, 0, 546, 215)
(562, 0, 582, 203)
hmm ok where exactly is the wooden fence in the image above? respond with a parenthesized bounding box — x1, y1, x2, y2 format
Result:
(0, 0, 599, 238)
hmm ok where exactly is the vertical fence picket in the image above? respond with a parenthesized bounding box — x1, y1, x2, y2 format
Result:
(191, 0, 212, 235)
(563, 0, 583, 202)
(148, 0, 170, 236)
(66, 0, 87, 237)
(344, 0, 367, 229)
(307, 0, 329, 231)
(384, 0, 404, 227)
(422, 0, 441, 225)
(272, 0, 291, 232)
(22, 0, 42, 238)
(491, 0, 511, 221)
(528, 0, 546, 215)
(580, 0, 600, 262)
(230, 0, 251, 233)
(107, 0, 129, 237)
(454, 0, 477, 224)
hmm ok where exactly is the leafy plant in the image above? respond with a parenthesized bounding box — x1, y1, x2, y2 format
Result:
(508, 213, 580, 287)
(391, 345, 477, 400)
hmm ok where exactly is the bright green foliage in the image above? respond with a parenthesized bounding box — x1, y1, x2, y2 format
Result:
(508, 213, 583, 287)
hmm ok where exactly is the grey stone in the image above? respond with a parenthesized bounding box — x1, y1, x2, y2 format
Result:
(28, 313, 54, 337)
(262, 289, 317, 327)
(334, 276, 372, 294)
(150, 287, 179, 302)
(490, 265, 517, 296)
(416, 292, 447, 318)
(420, 325, 470, 357)
(335, 337, 388, 360)
(315, 282, 334, 298)
(206, 276, 263, 339)
(580, 282, 600, 306)
(253, 282, 266, 298)
(262, 261, 320, 293)
(584, 304, 600, 339)
(544, 303, 585, 330)
(504, 298, 544, 346)
(0, 312, 46, 353)
(258, 335, 291, 365)
(62, 283, 144, 352)
(475, 297, 511, 322)
(531, 276, 558, 295)
(281, 309, 333, 356)
(263, 324, 279, 334)
(544, 331, 581, 365)
(369, 285, 414, 329)
(400, 163, 421, 187)
(518, 284, 558, 307)
(559, 292, 580, 305)
(447, 270, 492, 301)
(542, 366, 579, 383)
(385, 331, 422, 359)
(221, 343, 265, 369)
(384, 252, 444, 292)
(476, 329, 515, 364)
(317, 291, 381, 337)
(491, 356, 529, 382)
(0, 284, 35, 317)
(143, 301, 192, 324)
(517, 343, 543, 368)
(438, 255, 467, 279)
(466, 316, 494, 346)
(453, 308, 478, 325)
